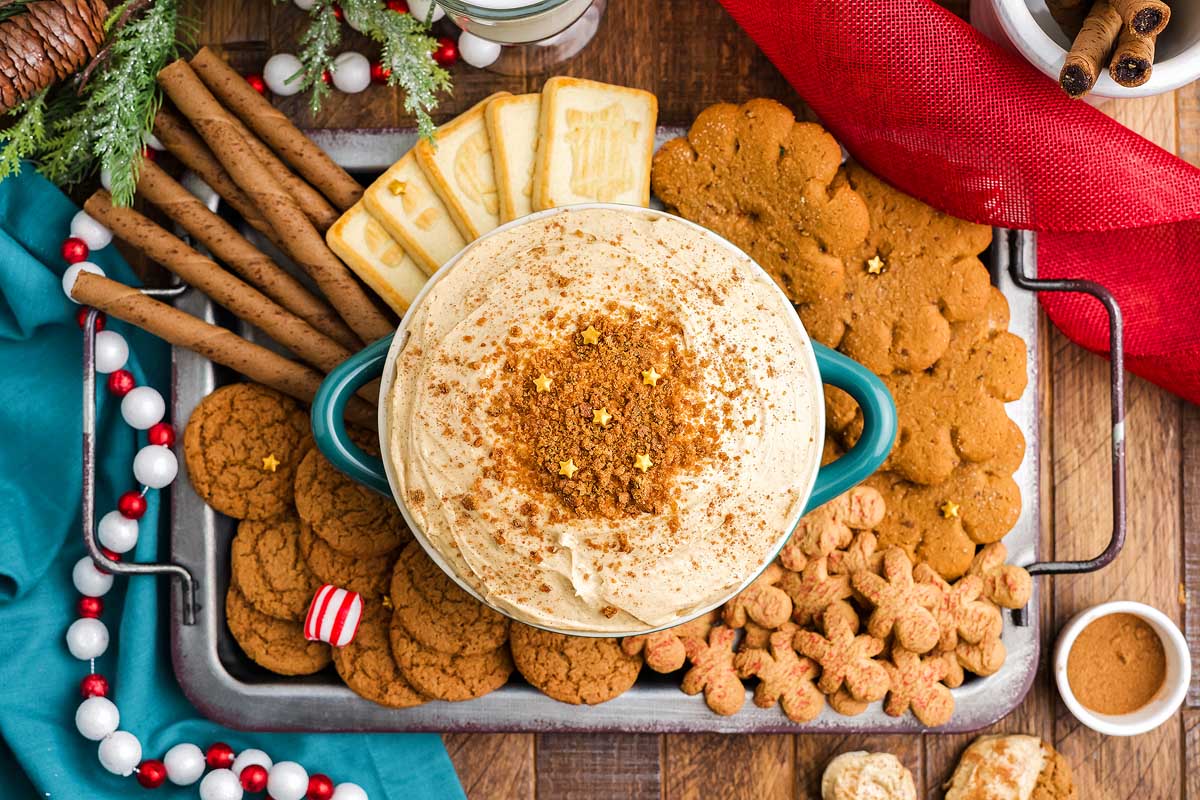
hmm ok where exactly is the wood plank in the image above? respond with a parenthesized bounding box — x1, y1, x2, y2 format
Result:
(1185, 395, 1200, 706)
(1178, 82, 1200, 168)
(1186, 709, 1200, 800)
(535, 733, 661, 800)
(443, 733, 534, 800)
(663, 734, 794, 800)
(795, 735, 923, 797)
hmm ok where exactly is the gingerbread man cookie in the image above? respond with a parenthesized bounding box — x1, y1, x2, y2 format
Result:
(779, 486, 885, 572)
(956, 637, 1007, 678)
(882, 648, 955, 728)
(967, 542, 1033, 609)
(735, 625, 825, 723)
(778, 556, 852, 626)
(852, 548, 941, 654)
(681, 625, 746, 716)
(621, 610, 718, 673)
(722, 563, 793, 629)
(913, 564, 1002, 651)
(794, 606, 888, 702)
(828, 531, 884, 577)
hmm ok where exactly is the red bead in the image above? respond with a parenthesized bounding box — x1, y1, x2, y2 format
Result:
(78, 596, 104, 618)
(370, 61, 391, 84)
(62, 237, 90, 264)
(241, 764, 269, 792)
(206, 742, 235, 770)
(76, 307, 106, 331)
(147, 422, 176, 447)
(246, 74, 267, 94)
(322, 69, 333, 85)
(80, 673, 109, 698)
(101, 548, 121, 563)
(141, 146, 157, 162)
(107, 369, 136, 397)
(305, 774, 334, 800)
(385, 0, 408, 12)
(332, 3, 344, 20)
(118, 491, 147, 520)
(136, 759, 167, 788)
(433, 36, 458, 67)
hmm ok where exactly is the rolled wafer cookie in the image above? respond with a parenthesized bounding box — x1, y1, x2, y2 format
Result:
(1060, 0, 1123, 98)
(1110, 26, 1156, 87)
(1111, 0, 1170, 37)
(327, 202, 428, 315)
(486, 93, 540, 223)
(1046, 0, 1091, 39)
(362, 151, 467, 275)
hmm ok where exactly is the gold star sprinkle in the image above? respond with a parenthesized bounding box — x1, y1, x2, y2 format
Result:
(592, 407, 612, 427)
(381, 595, 394, 610)
(533, 374, 553, 393)
(866, 255, 886, 275)
(634, 453, 654, 473)
(388, 179, 407, 196)
(940, 501, 960, 519)
(262, 454, 280, 472)
(558, 459, 579, 479)
(641, 367, 661, 386)
(581, 325, 601, 345)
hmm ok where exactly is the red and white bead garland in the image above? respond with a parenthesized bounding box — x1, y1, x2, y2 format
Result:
(62, 213, 368, 799)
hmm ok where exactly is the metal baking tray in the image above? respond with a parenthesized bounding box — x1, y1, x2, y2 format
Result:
(169, 128, 1041, 732)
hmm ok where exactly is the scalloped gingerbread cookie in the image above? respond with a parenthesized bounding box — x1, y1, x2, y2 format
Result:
(621, 610, 718, 673)
(780, 486, 884, 572)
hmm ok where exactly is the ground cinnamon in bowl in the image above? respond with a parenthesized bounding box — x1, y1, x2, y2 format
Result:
(1065, 612, 1166, 715)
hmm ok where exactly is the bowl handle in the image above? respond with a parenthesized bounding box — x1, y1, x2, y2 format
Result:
(312, 335, 394, 496)
(804, 343, 897, 514)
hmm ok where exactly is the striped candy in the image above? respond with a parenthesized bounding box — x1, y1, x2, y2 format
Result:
(303, 584, 363, 647)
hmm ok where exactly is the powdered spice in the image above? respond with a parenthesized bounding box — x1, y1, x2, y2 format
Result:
(1066, 612, 1166, 715)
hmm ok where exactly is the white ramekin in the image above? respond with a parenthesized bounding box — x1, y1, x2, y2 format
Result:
(1053, 601, 1190, 736)
(971, 0, 1200, 98)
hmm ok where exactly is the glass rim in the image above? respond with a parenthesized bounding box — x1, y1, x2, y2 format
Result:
(433, 0, 581, 21)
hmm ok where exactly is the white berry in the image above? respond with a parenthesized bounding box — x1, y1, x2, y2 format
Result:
(457, 32, 501, 68)
(133, 444, 178, 489)
(100, 167, 112, 192)
(70, 211, 113, 250)
(93, 330, 129, 373)
(63, 261, 105, 305)
(232, 747, 273, 775)
(98, 730, 142, 776)
(72, 555, 114, 597)
(75, 696, 119, 740)
(97, 510, 139, 553)
(332, 783, 370, 800)
(67, 617, 110, 660)
(332, 52, 371, 94)
(267, 761, 309, 800)
(121, 386, 165, 430)
(293, 0, 316, 8)
(407, 0, 444, 22)
(263, 53, 305, 97)
(164, 742, 207, 786)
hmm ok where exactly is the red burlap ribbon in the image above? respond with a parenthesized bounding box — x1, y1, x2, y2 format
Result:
(718, 0, 1200, 404)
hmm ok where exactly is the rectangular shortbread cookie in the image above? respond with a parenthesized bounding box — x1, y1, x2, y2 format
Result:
(326, 202, 427, 315)
(362, 150, 467, 275)
(485, 93, 541, 223)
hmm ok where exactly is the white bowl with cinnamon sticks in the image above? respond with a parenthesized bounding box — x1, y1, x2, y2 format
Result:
(973, 0, 1200, 98)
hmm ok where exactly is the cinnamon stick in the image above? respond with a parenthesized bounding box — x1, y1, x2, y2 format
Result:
(156, 59, 393, 344)
(1060, 0, 1123, 98)
(70, 272, 377, 429)
(136, 160, 360, 350)
(85, 190, 355, 375)
(190, 46, 363, 211)
(1110, 26, 1156, 87)
(1111, 0, 1170, 37)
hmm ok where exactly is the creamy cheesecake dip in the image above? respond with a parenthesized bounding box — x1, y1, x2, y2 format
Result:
(387, 207, 822, 633)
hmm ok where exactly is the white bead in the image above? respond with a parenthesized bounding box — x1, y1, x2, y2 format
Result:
(133, 444, 177, 488)
(67, 617, 110, 660)
(267, 761, 309, 800)
(63, 261, 105, 304)
(75, 696, 119, 740)
(97, 509, 139, 553)
(100, 167, 112, 192)
(263, 53, 305, 97)
(121, 386, 165, 430)
(93, 330, 129, 373)
(457, 32, 501, 69)
(232, 747, 273, 775)
(164, 742, 207, 786)
(70, 210, 113, 250)
(200, 769, 245, 800)
(344, 6, 368, 32)
(407, 0, 444, 23)
(72, 555, 114, 597)
(98, 730, 141, 776)
(332, 783, 370, 800)
(331, 52, 371, 94)
(293, 0, 315, 9)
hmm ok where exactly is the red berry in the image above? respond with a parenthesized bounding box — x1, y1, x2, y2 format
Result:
(332, 3, 344, 20)
(433, 36, 458, 67)
(78, 596, 104, 618)
(385, 0, 408, 12)
(80, 673, 109, 698)
(118, 491, 147, 520)
(76, 307, 106, 331)
(306, 774, 334, 800)
(147, 422, 176, 447)
(142, 146, 158, 163)
(322, 69, 333, 85)
(136, 759, 167, 788)
(241, 764, 269, 792)
(246, 74, 267, 94)
(107, 369, 136, 397)
(206, 742, 235, 770)
(370, 61, 391, 84)
(62, 237, 90, 264)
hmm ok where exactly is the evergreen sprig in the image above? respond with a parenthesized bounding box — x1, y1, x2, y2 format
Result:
(0, 90, 47, 180)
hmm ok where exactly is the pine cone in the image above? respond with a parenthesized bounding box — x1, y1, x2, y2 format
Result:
(0, 0, 108, 112)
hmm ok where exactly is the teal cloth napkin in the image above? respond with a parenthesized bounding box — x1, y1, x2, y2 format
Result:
(0, 169, 465, 800)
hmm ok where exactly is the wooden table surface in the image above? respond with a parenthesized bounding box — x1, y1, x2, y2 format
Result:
(195, 1, 1199, 795)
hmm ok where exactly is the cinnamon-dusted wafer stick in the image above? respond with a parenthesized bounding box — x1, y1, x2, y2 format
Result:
(1046, 0, 1090, 38)
(1111, 0, 1170, 37)
(157, 60, 393, 344)
(153, 108, 281, 249)
(136, 160, 360, 351)
(70, 272, 377, 429)
(1060, 0, 1124, 98)
(190, 47, 363, 211)
(1110, 27, 1156, 87)
(85, 190, 357, 375)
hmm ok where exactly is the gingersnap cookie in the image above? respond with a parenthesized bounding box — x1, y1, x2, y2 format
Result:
(231, 515, 321, 622)
(333, 602, 426, 709)
(509, 623, 642, 705)
(390, 542, 509, 656)
(294, 444, 409, 558)
(298, 521, 394, 600)
(388, 615, 512, 701)
(184, 383, 312, 520)
(224, 585, 331, 676)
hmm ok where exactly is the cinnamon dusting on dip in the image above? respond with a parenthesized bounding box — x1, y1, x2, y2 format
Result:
(1066, 612, 1166, 715)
